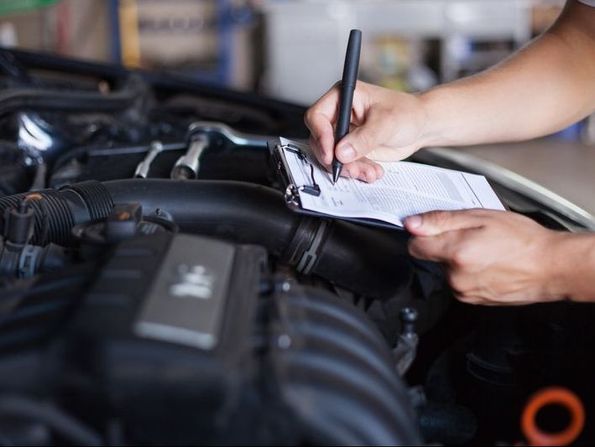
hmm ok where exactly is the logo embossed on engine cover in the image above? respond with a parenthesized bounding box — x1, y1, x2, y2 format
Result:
(170, 264, 215, 300)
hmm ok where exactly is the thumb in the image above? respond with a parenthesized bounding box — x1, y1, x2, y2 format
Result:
(404, 210, 485, 236)
(335, 108, 394, 163)
(335, 128, 377, 163)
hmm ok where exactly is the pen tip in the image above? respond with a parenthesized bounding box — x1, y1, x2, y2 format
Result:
(332, 168, 341, 184)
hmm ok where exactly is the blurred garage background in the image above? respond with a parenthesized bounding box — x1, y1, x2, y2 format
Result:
(1, 0, 594, 212)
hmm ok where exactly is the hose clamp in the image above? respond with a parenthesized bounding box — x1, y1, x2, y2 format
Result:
(296, 219, 329, 275)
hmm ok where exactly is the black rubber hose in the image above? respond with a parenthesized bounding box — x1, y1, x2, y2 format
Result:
(105, 179, 296, 256)
(0, 182, 114, 246)
(104, 179, 412, 300)
(0, 78, 143, 117)
(0, 179, 412, 299)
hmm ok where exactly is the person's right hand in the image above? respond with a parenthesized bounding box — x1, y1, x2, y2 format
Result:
(304, 81, 429, 182)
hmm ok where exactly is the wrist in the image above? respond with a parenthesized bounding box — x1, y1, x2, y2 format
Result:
(416, 87, 454, 148)
(546, 232, 595, 303)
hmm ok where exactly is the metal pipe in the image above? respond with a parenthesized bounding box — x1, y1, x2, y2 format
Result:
(170, 134, 209, 180)
(188, 121, 270, 147)
(134, 141, 164, 179)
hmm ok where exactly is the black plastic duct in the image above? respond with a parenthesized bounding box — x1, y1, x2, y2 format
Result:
(104, 179, 413, 300)
(0, 180, 412, 300)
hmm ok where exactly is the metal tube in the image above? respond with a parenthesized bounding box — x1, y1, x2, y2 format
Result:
(170, 134, 209, 180)
(133, 141, 164, 179)
(188, 121, 270, 147)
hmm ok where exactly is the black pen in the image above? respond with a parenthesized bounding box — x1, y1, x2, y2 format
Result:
(332, 29, 362, 184)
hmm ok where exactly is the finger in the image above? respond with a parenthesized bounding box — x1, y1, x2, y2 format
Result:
(455, 295, 519, 306)
(404, 209, 489, 237)
(305, 83, 341, 128)
(408, 232, 464, 263)
(334, 106, 397, 163)
(306, 115, 335, 166)
(358, 158, 384, 182)
(336, 158, 382, 182)
(305, 85, 341, 165)
(342, 161, 362, 180)
(309, 135, 331, 170)
(454, 295, 485, 306)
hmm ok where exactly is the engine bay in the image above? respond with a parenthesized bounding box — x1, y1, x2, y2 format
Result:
(0, 48, 594, 445)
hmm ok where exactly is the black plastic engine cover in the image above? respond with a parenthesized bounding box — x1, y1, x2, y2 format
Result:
(61, 232, 267, 444)
(46, 231, 421, 445)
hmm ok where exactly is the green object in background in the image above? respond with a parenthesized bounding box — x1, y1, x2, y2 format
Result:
(0, 0, 60, 15)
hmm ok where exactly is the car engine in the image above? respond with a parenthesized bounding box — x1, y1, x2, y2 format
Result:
(0, 48, 594, 446)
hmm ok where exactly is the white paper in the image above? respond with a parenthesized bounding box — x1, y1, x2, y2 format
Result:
(279, 137, 505, 227)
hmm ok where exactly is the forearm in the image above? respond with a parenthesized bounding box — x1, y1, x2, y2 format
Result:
(419, 0, 595, 147)
(549, 232, 595, 303)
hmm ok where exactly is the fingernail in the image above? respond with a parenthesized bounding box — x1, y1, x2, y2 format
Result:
(338, 144, 356, 161)
(406, 215, 422, 229)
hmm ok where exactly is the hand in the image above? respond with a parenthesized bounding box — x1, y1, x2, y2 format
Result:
(304, 81, 429, 182)
(404, 209, 570, 306)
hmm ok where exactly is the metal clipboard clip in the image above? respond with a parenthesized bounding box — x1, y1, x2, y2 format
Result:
(275, 143, 321, 210)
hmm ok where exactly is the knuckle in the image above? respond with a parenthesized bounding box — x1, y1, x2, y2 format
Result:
(354, 132, 373, 154)
(308, 135, 320, 153)
(364, 166, 375, 181)
(421, 210, 444, 224)
(447, 273, 469, 297)
(432, 210, 451, 226)
(304, 109, 315, 127)
(346, 165, 360, 179)
(446, 274, 462, 293)
(407, 238, 423, 258)
(450, 248, 471, 268)
(374, 163, 384, 178)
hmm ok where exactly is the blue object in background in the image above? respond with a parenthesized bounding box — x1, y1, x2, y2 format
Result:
(109, 0, 254, 86)
(553, 121, 584, 141)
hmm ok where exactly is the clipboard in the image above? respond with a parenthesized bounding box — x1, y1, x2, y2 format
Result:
(269, 137, 506, 230)
(268, 139, 403, 230)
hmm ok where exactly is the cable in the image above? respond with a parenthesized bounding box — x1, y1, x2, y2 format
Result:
(0, 396, 102, 446)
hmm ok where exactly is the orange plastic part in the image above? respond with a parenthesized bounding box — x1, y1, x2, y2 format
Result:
(521, 387, 585, 446)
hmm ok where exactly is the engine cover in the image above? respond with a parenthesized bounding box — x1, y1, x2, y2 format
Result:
(56, 232, 420, 445)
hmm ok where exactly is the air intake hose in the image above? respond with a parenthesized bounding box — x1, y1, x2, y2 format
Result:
(103, 179, 412, 300)
(0, 181, 114, 246)
(0, 180, 412, 300)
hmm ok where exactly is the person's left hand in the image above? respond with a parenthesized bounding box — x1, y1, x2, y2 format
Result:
(404, 209, 567, 306)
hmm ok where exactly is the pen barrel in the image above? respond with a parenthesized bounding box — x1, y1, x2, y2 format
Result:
(334, 29, 361, 143)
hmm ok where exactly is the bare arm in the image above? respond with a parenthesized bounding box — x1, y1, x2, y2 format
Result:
(420, 0, 595, 147)
(305, 0, 595, 176)
(405, 210, 595, 305)
(305, 1, 595, 306)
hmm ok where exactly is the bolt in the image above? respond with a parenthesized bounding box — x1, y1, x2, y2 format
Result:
(400, 307, 418, 337)
(278, 334, 292, 349)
